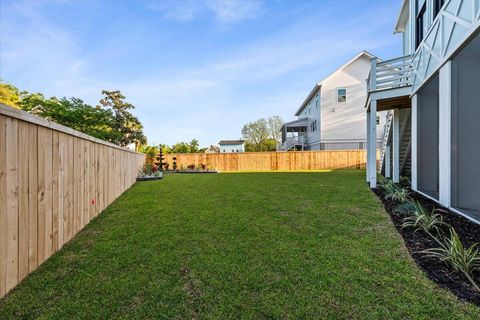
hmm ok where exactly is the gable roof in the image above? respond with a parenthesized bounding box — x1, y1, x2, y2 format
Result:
(218, 140, 245, 145)
(394, 0, 409, 33)
(294, 51, 376, 116)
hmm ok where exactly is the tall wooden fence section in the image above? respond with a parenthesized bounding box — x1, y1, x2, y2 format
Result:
(165, 150, 374, 171)
(0, 105, 145, 298)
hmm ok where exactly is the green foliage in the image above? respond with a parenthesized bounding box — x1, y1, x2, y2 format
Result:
(242, 116, 283, 152)
(1, 172, 478, 318)
(0, 81, 21, 108)
(138, 145, 159, 164)
(422, 228, 480, 292)
(394, 200, 418, 215)
(401, 202, 448, 240)
(97, 90, 147, 147)
(382, 180, 411, 203)
(7, 83, 147, 148)
(161, 139, 207, 154)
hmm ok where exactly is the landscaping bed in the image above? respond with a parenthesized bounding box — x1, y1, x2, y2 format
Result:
(373, 185, 480, 305)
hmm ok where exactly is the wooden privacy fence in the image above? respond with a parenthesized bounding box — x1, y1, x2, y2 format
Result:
(165, 150, 374, 171)
(0, 104, 145, 298)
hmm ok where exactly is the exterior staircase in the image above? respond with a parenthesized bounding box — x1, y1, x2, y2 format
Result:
(380, 108, 411, 177)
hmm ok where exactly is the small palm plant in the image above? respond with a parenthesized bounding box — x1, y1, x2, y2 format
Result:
(401, 202, 448, 243)
(421, 228, 480, 292)
(394, 200, 417, 215)
(383, 182, 411, 203)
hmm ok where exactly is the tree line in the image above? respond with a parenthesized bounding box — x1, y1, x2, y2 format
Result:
(0, 81, 146, 148)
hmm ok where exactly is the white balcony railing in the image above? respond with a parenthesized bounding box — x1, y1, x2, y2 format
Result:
(281, 136, 306, 150)
(368, 55, 413, 93)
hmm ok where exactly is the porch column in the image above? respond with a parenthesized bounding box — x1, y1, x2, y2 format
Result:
(411, 94, 418, 191)
(439, 61, 451, 207)
(385, 144, 391, 178)
(392, 108, 400, 183)
(368, 100, 377, 188)
(366, 109, 371, 182)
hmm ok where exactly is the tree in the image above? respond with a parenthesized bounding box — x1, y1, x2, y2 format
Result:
(267, 115, 284, 142)
(97, 90, 147, 148)
(242, 115, 283, 152)
(241, 118, 269, 151)
(138, 144, 159, 164)
(18, 93, 117, 142)
(0, 81, 21, 108)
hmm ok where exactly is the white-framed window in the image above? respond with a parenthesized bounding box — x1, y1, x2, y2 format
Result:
(376, 116, 380, 125)
(310, 120, 317, 132)
(315, 94, 319, 108)
(336, 88, 347, 103)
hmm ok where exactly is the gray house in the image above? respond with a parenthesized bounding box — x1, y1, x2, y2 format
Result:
(280, 51, 385, 151)
(365, 0, 480, 223)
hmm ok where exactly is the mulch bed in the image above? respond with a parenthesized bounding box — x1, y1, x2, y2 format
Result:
(373, 186, 480, 305)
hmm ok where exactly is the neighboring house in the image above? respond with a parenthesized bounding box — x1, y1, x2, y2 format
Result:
(205, 145, 220, 153)
(365, 0, 480, 223)
(279, 51, 385, 151)
(218, 140, 245, 153)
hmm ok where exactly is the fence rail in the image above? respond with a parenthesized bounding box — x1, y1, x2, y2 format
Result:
(0, 104, 145, 298)
(165, 150, 375, 171)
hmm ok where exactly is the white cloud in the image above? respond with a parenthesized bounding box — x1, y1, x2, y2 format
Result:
(205, 0, 263, 22)
(148, 0, 263, 23)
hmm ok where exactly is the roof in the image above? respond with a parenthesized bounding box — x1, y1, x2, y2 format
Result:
(281, 118, 309, 131)
(218, 140, 245, 145)
(394, 0, 409, 33)
(294, 51, 376, 116)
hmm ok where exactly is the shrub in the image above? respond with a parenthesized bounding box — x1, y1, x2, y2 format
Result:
(187, 164, 195, 170)
(394, 200, 417, 215)
(401, 202, 448, 241)
(201, 163, 207, 170)
(140, 163, 154, 176)
(384, 182, 410, 203)
(421, 228, 480, 292)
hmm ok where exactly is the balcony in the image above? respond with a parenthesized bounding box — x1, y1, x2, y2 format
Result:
(368, 55, 413, 93)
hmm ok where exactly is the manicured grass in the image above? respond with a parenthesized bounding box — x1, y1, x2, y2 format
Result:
(1, 171, 479, 319)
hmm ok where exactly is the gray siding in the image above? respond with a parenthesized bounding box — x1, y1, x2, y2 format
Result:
(417, 73, 439, 199)
(451, 32, 480, 217)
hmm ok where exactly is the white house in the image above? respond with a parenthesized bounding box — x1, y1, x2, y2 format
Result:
(280, 51, 385, 151)
(365, 0, 480, 223)
(218, 140, 245, 153)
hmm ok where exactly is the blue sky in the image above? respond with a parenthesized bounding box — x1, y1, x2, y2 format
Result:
(1, 0, 403, 147)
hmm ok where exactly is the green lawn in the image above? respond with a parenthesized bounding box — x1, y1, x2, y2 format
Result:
(1, 171, 479, 319)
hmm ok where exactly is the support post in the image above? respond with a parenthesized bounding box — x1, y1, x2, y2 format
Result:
(385, 144, 391, 178)
(393, 109, 400, 183)
(439, 61, 451, 207)
(369, 100, 377, 188)
(411, 95, 418, 191)
(366, 110, 371, 182)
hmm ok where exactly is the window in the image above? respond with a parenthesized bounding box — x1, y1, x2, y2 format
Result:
(376, 116, 380, 125)
(310, 120, 317, 132)
(337, 88, 347, 103)
(415, 0, 427, 49)
(309, 107, 311, 114)
(315, 94, 319, 108)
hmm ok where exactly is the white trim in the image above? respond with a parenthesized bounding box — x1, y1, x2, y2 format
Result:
(411, 94, 418, 191)
(438, 61, 452, 207)
(369, 100, 378, 188)
(415, 189, 480, 225)
(393, 109, 400, 183)
(366, 110, 371, 182)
